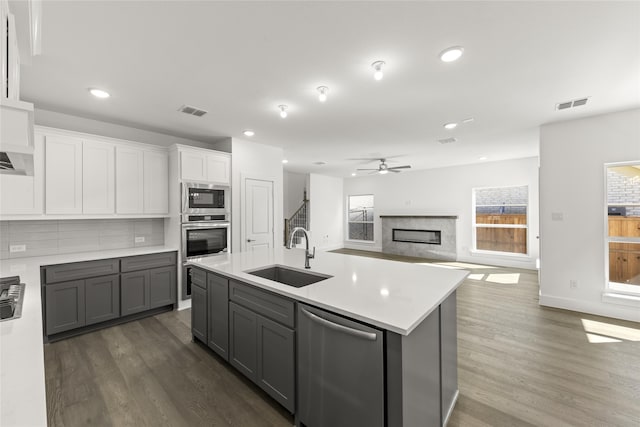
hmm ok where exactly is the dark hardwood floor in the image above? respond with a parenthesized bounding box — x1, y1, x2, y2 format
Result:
(44, 249, 640, 426)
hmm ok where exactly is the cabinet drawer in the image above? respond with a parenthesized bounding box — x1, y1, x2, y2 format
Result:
(191, 267, 207, 289)
(229, 281, 295, 328)
(121, 252, 176, 272)
(45, 259, 119, 284)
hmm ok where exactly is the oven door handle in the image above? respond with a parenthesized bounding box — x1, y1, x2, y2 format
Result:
(182, 222, 230, 229)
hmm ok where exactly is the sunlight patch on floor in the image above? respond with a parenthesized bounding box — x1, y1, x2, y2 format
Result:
(585, 333, 622, 344)
(485, 273, 520, 284)
(581, 318, 640, 342)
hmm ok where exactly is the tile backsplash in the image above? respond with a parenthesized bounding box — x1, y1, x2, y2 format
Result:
(0, 219, 164, 259)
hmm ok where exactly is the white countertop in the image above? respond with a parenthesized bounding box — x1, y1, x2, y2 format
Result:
(189, 248, 468, 336)
(0, 245, 178, 427)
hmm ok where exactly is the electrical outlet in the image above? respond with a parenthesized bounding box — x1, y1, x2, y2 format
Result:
(569, 279, 578, 289)
(134, 236, 145, 243)
(9, 244, 26, 253)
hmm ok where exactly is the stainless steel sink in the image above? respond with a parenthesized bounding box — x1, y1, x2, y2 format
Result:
(246, 265, 332, 288)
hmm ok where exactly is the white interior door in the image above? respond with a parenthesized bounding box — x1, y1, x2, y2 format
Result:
(244, 178, 274, 251)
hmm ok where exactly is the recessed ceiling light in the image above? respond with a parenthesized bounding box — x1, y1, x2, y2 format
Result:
(443, 122, 458, 130)
(317, 86, 329, 102)
(439, 46, 464, 63)
(371, 61, 385, 81)
(351, 172, 356, 176)
(479, 156, 488, 160)
(282, 159, 289, 164)
(243, 130, 255, 137)
(278, 105, 288, 118)
(89, 88, 110, 98)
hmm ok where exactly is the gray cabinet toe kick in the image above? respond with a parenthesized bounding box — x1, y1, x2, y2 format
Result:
(189, 266, 459, 426)
(42, 251, 177, 342)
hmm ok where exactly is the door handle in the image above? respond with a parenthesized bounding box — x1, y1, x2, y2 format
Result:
(301, 307, 378, 341)
(247, 239, 256, 242)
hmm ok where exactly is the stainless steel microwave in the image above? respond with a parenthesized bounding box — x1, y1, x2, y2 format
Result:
(182, 182, 230, 215)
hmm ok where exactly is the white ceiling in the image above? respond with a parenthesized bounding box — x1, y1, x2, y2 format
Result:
(12, 1, 640, 177)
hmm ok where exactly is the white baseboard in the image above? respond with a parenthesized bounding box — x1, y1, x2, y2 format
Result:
(539, 294, 640, 322)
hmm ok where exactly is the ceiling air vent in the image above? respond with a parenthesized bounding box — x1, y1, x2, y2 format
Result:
(555, 97, 589, 111)
(178, 104, 208, 117)
(437, 137, 457, 144)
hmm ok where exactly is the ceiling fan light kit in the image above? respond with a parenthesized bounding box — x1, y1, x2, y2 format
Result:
(356, 158, 412, 175)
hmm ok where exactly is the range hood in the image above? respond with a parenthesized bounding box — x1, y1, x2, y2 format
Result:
(0, 99, 35, 176)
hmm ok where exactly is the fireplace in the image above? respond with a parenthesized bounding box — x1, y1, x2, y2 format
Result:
(392, 229, 441, 245)
(380, 215, 457, 261)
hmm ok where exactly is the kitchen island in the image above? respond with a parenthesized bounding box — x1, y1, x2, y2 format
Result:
(189, 247, 468, 427)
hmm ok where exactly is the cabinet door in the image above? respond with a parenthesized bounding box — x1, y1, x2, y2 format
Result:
(191, 282, 207, 343)
(257, 315, 295, 412)
(85, 274, 120, 325)
(121, 270, 150, 316)
(206, 153, 230, 185)
(229, 301, 258, 382)
(627, 252, 640, 284)
(143, 151, 169, 214)
(207, 273, 229, 360)
(609, 251, 625, 283)
(626, 219, 640, 238)
(149, 265, 176, 308)
(45, 135, 83, 214)
(82, 139, 115, 214)
(180, 151, 207, 182)
(45, 280, 85, 335)
(115, 146, 144, 214)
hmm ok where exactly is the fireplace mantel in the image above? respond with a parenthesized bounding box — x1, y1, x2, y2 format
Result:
(379, 215, 458, 219)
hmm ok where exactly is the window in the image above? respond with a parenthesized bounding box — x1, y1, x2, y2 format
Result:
(348, 194, 374, 241)
(473, 186, 528, 255)
(606, 162, 640, 294)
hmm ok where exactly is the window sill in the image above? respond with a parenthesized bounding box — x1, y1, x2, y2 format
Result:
(469, 249, 531, 260)
(602, 291, 640, 308)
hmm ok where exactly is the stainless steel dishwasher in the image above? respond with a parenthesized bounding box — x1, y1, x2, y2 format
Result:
(297, 303, 384, 427)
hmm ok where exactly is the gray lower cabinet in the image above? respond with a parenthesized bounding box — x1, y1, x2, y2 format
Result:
(228, 298, 295, 413)
(207, 273, 229, 360)
(120, 270, 150, 316)
(149, 266, 177, 309)
(257, 314, 295, 412)
(45, 280, 86, 335)
(85, 274, 120, 326)
(191, 281, 207, 343)
(229, 301, 258, 381)
(43, 251, 177, 340)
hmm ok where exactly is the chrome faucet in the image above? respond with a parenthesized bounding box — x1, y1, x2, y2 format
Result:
(287, 227, 315, 269)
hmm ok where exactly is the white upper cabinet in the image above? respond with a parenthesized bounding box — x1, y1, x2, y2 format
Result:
(180, 149, 230, 185)
(82, 139, 115, 214)
(143, 150, 169, 214)
(45, 135, 83, 214)
(180, 151, 207, 182)
(206, 152, 231, 185)
(115, 146, 144, 214)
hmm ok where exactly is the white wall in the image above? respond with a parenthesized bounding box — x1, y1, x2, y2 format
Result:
(34, 108, 217, 149)
(230, 138, 284, 252)
(283, 171, 308, 218)
(343, 157, 540, 269)
(539, 108, 640, 322)
(308, 173, 344, 251)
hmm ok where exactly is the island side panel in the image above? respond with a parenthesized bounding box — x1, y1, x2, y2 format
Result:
(386, 306, 441, 427)
(441, 291, 458, 425)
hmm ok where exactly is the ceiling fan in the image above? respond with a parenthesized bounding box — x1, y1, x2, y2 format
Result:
(356, 158, 412, 175)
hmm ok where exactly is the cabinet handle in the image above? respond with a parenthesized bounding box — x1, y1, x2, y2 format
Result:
(247, 239, 256, 242)
(301, 307, 378, 341)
